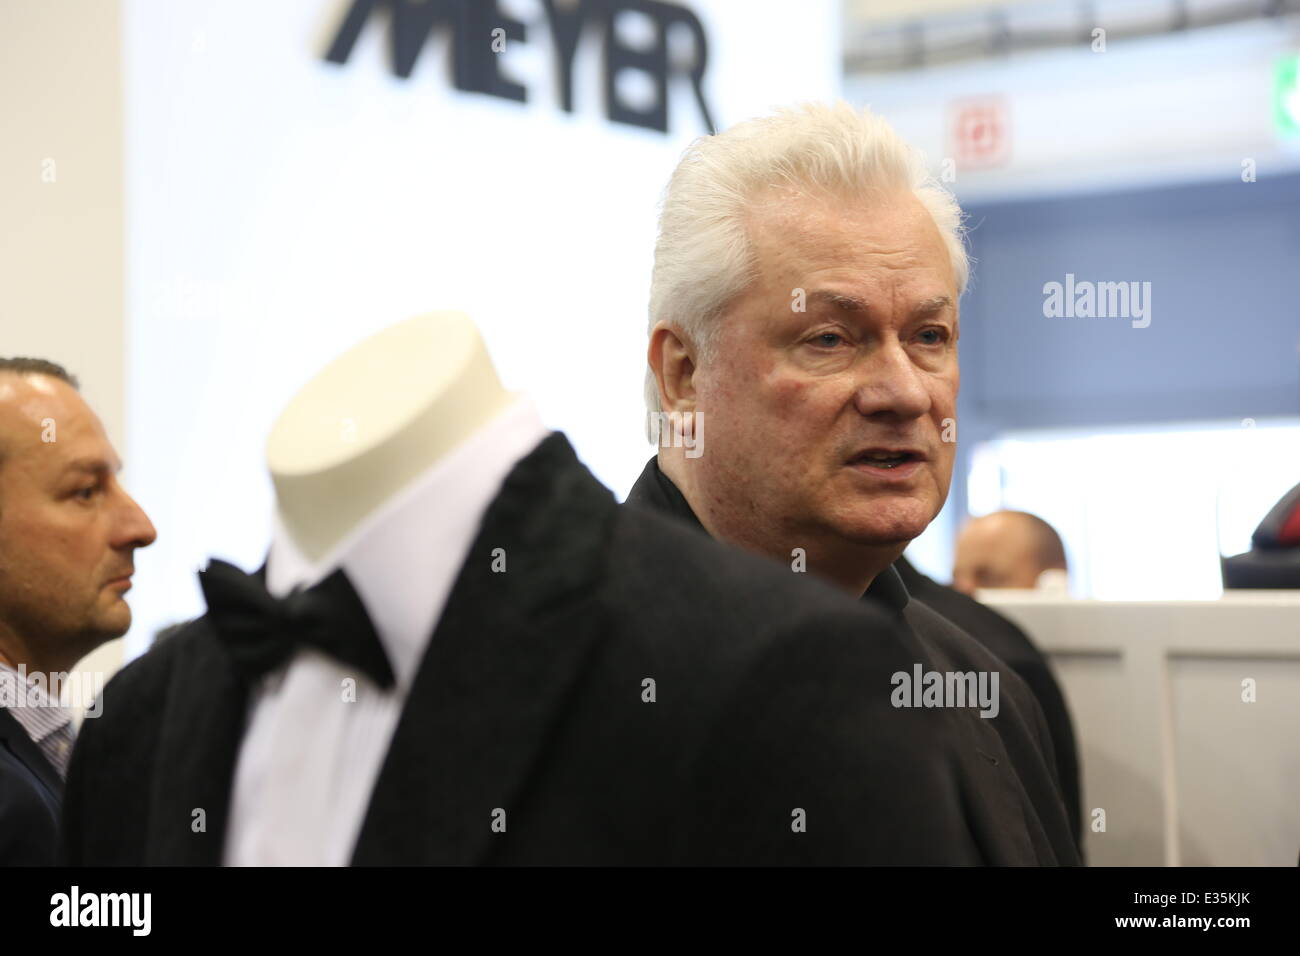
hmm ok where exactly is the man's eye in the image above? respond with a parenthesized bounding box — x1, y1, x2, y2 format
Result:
(812, 332, 844, 348)
(917, 328, 949, 345)
(74, 486, 99, 500)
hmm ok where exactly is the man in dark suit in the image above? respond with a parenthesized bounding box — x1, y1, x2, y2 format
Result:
(627, 458, 1079, 865)
(65, 431, 995, 865)
(634, 103, 1079, 864)
(895, 555, 1083, 850)
(0, 708, 64, 864)
(0, 357, 157, 864)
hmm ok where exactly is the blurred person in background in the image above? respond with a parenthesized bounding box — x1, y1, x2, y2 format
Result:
(953, 510, 1069, 595)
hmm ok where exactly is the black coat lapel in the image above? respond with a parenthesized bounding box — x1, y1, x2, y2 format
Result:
(145, 621, 248, 864)
(352, 433, 616, 865)
(625, 456, 706, 531)
(0, 706, 63, 804)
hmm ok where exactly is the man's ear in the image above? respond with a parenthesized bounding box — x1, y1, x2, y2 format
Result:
(647, 322, 697, 412)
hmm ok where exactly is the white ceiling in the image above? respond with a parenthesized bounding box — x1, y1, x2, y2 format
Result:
(844, 0, 1042, 25)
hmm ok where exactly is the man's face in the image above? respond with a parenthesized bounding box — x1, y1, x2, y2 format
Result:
(0, 374, 156, 664)
(951, 515, 1042, 594)
(690, 189, 959, 556)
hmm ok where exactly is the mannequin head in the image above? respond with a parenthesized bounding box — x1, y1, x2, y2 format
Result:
(267, 312, 511, 562)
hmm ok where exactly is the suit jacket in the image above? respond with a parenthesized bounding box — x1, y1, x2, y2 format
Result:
(64, 433, 999, 865)
(625, 457, 1081, 866)
(0, 706, 62, 865)
(894, 556, 1083, 850)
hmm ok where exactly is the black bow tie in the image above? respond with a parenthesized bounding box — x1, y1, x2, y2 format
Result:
(197, 558, 395, 690)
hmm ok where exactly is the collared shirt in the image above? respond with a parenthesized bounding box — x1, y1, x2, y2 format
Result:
(222, 397, 550, 866)
(0, 660, 76, 779)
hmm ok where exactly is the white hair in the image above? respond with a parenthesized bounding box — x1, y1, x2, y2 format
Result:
(644, 101, 969, 422)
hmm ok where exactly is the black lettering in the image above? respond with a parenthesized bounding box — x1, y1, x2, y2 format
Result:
(324, 0, 458, 80)
(603, 0, 669, 132)
(542, 0, 597, 113)
(661, 2, 714, 133)
(455, 0, 527, 102)
(324, 0, 715, 132)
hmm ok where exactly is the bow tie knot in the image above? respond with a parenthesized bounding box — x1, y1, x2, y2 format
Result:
(198, 558, 395, 689)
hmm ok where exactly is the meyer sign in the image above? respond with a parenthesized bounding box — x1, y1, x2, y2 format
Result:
(324, 0, 717, 134)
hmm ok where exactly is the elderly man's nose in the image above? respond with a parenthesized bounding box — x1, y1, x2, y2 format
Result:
(851, 346, 931, 418)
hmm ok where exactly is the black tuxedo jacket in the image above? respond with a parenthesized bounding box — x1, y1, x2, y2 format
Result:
(64, 433, 1000, 865)
(625, 457, 1082, 866)
(0, 706, 62, 865)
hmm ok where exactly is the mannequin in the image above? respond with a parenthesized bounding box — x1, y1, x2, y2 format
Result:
(266, 310, 514, 563)
(225, 310, 549, 865)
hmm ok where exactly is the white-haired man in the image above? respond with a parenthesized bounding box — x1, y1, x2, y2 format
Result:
(628, 103, 1080, 864)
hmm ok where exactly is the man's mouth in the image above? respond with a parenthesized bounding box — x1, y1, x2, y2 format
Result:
(848, 449, 925, 470)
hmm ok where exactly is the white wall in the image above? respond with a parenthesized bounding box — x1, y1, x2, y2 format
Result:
(0, 0, 127, 695)
(989, 591, 1300, 866)
(122, 0, 840, 655)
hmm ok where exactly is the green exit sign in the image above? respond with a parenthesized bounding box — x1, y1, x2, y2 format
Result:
(1276, 54, 1300, 137)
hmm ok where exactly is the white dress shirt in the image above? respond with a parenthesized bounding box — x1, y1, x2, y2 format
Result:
(223, 398, 548, 866)
(0, 661, 76, 778)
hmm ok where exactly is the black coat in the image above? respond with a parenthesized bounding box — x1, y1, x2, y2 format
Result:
(63, 433, 1005, 865)
(625, 457, 1081, 866)
(0, 706, 62, 865)
(894, 556, 1083, 851)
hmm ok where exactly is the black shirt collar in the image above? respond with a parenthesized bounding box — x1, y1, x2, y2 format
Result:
(624, 456, 911, 613)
